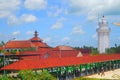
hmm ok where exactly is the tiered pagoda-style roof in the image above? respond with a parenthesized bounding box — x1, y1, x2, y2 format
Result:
(30, 31, 43, 42)
(5, 31, 50, 50)
(29, 31, 50, 48)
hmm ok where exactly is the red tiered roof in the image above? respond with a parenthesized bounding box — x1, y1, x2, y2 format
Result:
(1, 54, 120, 70)
(30, 31, 43, 42)
(31, 42, 49, 48)
(30, 37, 43, 42)
(5, 40, 35, 49)
(5, 31, 50, 50)
(29, 31, 50, 48)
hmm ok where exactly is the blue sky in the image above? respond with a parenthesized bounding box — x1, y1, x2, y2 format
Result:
(0, 0, 120, 47)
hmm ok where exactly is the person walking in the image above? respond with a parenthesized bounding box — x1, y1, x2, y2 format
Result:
(101, 67, 105, 77)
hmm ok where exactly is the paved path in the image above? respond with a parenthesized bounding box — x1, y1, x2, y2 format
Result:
(85, 68, 120, 79)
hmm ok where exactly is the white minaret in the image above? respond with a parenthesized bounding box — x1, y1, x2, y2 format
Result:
(97, 16, 110, 53)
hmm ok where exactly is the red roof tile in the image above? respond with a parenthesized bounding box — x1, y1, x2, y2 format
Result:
(47, 50, 80, 58)
(22, 50, 80, 59)
(2, 54, 120, 70)
(5, 40, 35, 49)
(22, 51, 41, 60)
(32, 42, 49, 48)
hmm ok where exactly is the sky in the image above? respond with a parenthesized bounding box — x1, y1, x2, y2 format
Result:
(0, 0, 120, 47)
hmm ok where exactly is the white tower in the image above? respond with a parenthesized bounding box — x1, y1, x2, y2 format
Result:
(97, 16, 110, 53)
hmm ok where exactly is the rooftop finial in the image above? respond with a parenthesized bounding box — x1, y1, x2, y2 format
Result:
(102, 15, 104, 18)
(34, 31, 38, 37)
(101, 15, 106, 24)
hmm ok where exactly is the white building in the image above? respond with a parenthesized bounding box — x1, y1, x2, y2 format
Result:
(97, 16, 111, 53)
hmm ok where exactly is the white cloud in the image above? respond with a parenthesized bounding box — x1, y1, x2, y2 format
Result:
(71, 25, 85, 35)
(62, 37, 71, 42)
(0, 0, 21, 18)
(92, 33, 97, 40)
(47, 6, 62, 17)
(26, 31, 34, 35)
(51, 22, 63, 30)
(12, 31, 20, 36)
(117, 36, 120, 40)
(22, 14, 37, 22)
(24, 0, 47, 10)
(68, 0, 120, 20)
(43, 37, 51, 42)
(64, 8, 69, 15)
(8, 14, 37, 25)
(51, 17, 66, 30)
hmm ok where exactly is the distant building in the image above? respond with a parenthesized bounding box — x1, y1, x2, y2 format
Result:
(53, 45, 74, 51)
(97, 16, 111, 53)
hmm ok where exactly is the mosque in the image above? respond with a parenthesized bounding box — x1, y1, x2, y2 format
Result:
(0, 16, 120, 80)
(2, 16, 111, 54)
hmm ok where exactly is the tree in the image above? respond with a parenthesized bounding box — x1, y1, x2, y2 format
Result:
(39, 71, 56, 80)
(18, 70, 35, 80)
(91, 48, 99, 55)
(0, 41, 5, 46)
(105, 44, 120, 54)
(11, 50, 17, 54)
(105, 48, 115, 54)
(18, 70, 56, 80)
(0, 75, 17, 80)
(73, 46, 80, 50)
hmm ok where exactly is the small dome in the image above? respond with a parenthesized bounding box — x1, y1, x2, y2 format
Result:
(30, 37, 43, 42)
(30, 31, 43, 42)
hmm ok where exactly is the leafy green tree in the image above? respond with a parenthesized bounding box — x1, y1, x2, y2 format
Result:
(18, 70, 35, 80)
(73, 47, 80, 50)
(115, 45, 120, 53)
(105, 48, 115, 54)
(105, 44, 120, 54)
(39, 71, 56, 80)
(0, 41, 5, 46)
(18, 70, 56, 80)
(0, 50, 7, 54)
(91, 48, 99, 55)
(0, 75, 17, 80)
(11, 50, 17, 54)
